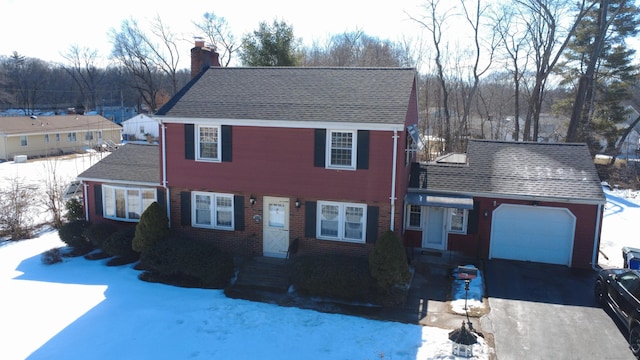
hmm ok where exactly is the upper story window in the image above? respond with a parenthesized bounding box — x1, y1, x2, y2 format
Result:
(326, 130, 357, 169)
(317, 201, 367, 243)
(20, 136, 28, 147)
(197, 125, 220, 161)
(192, 191, 234, 230)
(103, 185, 156, 221)
(68, 132, 77, 142)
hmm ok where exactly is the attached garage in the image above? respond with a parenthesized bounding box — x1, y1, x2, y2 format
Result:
(490, 204, 576, 266)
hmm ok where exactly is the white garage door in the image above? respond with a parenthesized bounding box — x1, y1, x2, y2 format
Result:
(490, 204, 576, 266)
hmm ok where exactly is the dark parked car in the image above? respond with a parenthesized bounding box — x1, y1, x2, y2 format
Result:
(595, 268, 640, 357)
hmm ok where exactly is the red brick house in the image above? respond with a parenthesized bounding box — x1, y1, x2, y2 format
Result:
(404, 140, 606, 268)
(153, 66, 420, 258)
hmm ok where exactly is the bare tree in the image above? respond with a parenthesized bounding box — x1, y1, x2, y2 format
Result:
(5, 52, 51, 115)
(110, 16, 185, 113)
(41, 157, 67, 229)
(410, 0, 454, 151)
(515, 0, 594, 141)
(193, 12, 238, 66)
(61, 45, 106, 112)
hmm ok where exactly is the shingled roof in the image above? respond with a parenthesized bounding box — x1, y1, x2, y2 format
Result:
(409, 140, 605, 203)
(156, 67, 417, 125)
(0, 115, 119, 135)
(78, 143, 159, 185)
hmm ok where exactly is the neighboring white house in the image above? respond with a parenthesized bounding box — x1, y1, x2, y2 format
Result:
(121, 114, 159, 141)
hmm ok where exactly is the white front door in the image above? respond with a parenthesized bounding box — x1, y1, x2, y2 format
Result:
(263, 196, 290, 258)
(423, 207, 446, 250)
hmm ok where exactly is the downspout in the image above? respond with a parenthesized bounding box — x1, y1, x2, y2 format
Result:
(83, 182, 89, 221)
(161, 121, 171, 226)
(592, 203, 603, 270)
(390, 129, 399, 231)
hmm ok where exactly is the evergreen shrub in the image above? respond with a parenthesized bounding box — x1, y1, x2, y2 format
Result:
(139, 235, 234, 289)
(58, 220, 92, 254)
(132, 202, 169, 253)
(369, 231, 411, 293)
(291, 255, 375, 302)
(83, 222, 117, 248)
(102, 226, 138, 260)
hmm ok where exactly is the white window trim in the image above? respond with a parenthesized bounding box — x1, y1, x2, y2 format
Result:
(448, 208, 468, 234)
(55, 133, 60, 142)
(405, 204, 422, 230)
(196, 125, 221, 162)
(20, 136, 28, 147)
(191, 191, 234, 230)
(68, 132, 77, 142)
(44, 134, 50, 143)
(316, 200, 367, 243)
(325, 130, 357, 170)
(102, 185, 157, 222)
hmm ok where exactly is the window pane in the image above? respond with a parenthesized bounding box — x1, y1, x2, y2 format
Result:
(142, 190, 156, 211)
(268, 203, 285, 228)
(215, 196, 232, 227)
(408, 205, 421, 227)
(105, 188, 115, 216)
(127, 189, 141, 219)
(199, 127, 219, 159)
(115, 189, 126, 218)
(195, 194, 211, 225)
(450, 208, 464, 231)
(330, 131, 353, 166)
(344, 206, 364, 240)
(20, 136, 27, 146)
(320, 204, 340, 237)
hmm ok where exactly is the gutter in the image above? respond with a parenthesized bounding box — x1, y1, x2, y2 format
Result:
(390, 129, 398, 231)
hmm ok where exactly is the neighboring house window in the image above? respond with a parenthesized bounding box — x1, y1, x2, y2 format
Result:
(85, 131, 93, 141)
(20, 136, 28, 147)
(139, 126, 145, 134)
(406, 205, 422, 229)
(449, 208, 468, 233)
(97, 131, 102, 141)
(55, 133, 60, 142)
(326, 130, 356, 169)
(103, 185, 156, 221)
(317, 201, 367, 243)
(197, 125, 220, 161)
(192, 191, 234, 230)
(44, 134, 50, 143)
(68, 132, 77, 142)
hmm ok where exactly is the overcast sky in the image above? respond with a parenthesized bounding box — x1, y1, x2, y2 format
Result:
(0, 0, 424, 68)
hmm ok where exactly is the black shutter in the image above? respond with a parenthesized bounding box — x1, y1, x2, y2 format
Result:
(184, 124, 195, 160)
(234, 195, 244, 231)
(467, 201, 480, 234)
(366, 206, 379, 244)
(313, 129, 326, 167)
(94, 185, 103, 216)
(305, 201, 317, 238)
(156, 189, 166, 210)
(180, 191, 191, 226)
(356, 130, 369, 170)
(222, 125, 232, 162)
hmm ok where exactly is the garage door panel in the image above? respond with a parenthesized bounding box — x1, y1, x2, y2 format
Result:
(490, 204, 576, 266)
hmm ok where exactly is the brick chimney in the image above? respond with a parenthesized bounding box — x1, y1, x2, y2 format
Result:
(191, 40, 221, 78)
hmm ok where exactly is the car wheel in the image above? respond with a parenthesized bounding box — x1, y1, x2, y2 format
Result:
(630, 326, 640, 357)
(594, 280, 605, 305)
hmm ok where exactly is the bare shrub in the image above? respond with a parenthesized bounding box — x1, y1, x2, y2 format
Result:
(42, 248, 63, 264)
(0, 176, 38, 240)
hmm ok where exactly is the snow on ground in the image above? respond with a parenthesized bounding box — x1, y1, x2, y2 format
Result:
(0, 155, 490, 360)
(599, 187, 640, 269)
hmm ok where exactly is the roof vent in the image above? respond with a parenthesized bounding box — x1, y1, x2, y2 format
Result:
(30, 115, 37, 119)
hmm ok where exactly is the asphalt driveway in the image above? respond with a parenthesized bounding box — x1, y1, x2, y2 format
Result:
(480, 259, 635, 360)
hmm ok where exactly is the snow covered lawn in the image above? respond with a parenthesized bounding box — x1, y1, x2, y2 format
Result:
(0, 155, 490, 360)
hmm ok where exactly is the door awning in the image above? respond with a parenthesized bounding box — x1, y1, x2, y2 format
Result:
(405, 192, 474, 209)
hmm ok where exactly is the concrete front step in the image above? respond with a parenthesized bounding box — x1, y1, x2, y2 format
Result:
(225, 257, 292, 298)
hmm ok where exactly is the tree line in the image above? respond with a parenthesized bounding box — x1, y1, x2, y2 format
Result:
(1, 0, 639, 161)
